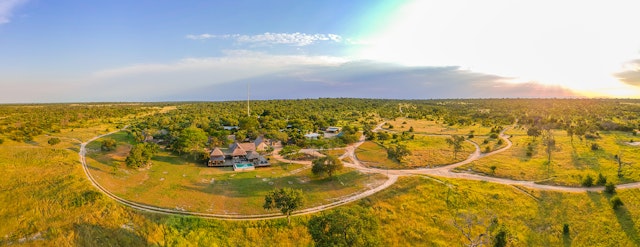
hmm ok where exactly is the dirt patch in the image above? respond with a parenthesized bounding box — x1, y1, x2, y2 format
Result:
(107, 145, 131, 161)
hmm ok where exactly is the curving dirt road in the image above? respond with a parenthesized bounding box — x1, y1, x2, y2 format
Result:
(80, 122, 640, 220)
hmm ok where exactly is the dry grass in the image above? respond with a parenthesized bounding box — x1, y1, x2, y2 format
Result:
(385, 117, 494, 135)
(86, 133, 388, 214)
(458, 130, 640, 186)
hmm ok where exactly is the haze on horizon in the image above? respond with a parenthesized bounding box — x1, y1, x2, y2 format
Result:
(1, 0, 640, 103)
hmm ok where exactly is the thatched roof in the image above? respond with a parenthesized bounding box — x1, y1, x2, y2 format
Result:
(210, 147, 224, 157)
(246, 151, 260, 160)
(254, 136, 264, 146)
(231, 144, 247, 156)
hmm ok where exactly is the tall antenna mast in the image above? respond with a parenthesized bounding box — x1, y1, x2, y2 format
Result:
(247, 82, 250, 117)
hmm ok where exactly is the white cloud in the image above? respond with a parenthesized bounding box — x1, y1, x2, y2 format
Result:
(93, 50, 347, 79)
(0, 0, 27, 24)
(186, 32, 343, 46)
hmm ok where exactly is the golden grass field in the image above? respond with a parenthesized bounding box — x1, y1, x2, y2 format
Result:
(458, 128, 640, 186)
(2, 115, 640, 246)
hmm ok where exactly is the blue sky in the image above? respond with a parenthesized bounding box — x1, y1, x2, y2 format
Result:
(1, 0, 640, 102)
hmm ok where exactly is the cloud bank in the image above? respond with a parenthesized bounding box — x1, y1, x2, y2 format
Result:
(0, 0, 27, 24)
(616, 59, 640, 86)
(186, 32, 343, 46)
(0, 52, 579, 103)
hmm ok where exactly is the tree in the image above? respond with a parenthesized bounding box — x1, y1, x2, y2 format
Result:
(446, 135, 465, 159)
(542, 129, 555, 176)
(263, 188, 304, 224)
(312, 155, 344, 178)
(604, 181, 616, 194)
(125, 143, 158, 168)
(47, 137, 61, 146)
(308, 206, 382, 247)
(614, 154, 631, 178)
(567, 126, 575, 145)
(101, 138, 117, 151)
(527, 127, 541, 141)
(596, 173, 607, 186)
(581, 174, 594, 187)
(387, 144, 411, 162)
(610, 196, 623, 210)
(173, 127, 208, 159)
(279, 145, 302, 160)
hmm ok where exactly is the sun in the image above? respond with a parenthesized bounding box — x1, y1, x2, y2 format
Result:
(356, 0, 640, 98)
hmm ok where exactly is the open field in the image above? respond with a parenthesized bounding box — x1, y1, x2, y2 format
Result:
(85, 133, 388, 214)
(356, 135, 475, 169)
(363, 176, 640, 246)
(3, 99, 640, 245)
(384, 117, 496, 135)
(457, 130, 640, 186)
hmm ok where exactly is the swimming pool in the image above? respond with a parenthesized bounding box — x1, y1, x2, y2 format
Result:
(233, 163, 255, 171)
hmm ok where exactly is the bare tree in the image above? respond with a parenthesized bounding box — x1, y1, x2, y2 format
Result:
(542, 128, 555, 177)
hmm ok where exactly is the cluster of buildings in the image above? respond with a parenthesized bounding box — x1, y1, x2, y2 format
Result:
(208, 136, 271, 167)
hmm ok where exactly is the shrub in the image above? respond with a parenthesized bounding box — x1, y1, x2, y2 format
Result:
(595, 173, 607, 186)
(610, 196, 623, 210)
(490, 133, 499, 139)
(485, 146, 491, 153)
(497, 139, 504, 145)
(48, 137, 61, 146)
(0, 138, 4, 145)
(581, 175, 594, 187)
(490, 165, 497, 174)
(604, 181, 616, 194)
(590, 143, 600, 151)
(562, 223, 570, 235)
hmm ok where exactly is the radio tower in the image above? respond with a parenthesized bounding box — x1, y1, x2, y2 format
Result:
(247, 82, 250, 117)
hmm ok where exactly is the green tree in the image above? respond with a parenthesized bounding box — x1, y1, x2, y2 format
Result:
(446, 135, 465, 159)
(387, 144, 411, 162)
(596, 173, 607, 186)
(527, 127, 541, 141)
(125, 143, 158, 168)
(263, 188, 304, 224)
(101, 138, 117, 151)
(604, 181, 616, 194)
(312, 155, 344, 178)
(279, 145, 302, 160)
(47, 137, 61, 146)
(308, 206, 382, 247)
(581, 174, 594, 187)
(173, 127, 208, 159)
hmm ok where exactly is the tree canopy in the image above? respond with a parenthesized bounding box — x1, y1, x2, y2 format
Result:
(263, 188, 304, 224)
(308, 206, 382, 247)
(125, 143, 158, 168)
(312, 155, 344, 178)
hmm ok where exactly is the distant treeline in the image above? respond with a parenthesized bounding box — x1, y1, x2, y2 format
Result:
(2, 99, 639, 146)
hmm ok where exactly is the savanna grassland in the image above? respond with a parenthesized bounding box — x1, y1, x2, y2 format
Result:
(1, 99, 640, 246)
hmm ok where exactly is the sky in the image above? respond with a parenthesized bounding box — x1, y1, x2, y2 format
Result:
(1, 0, 640, 103)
